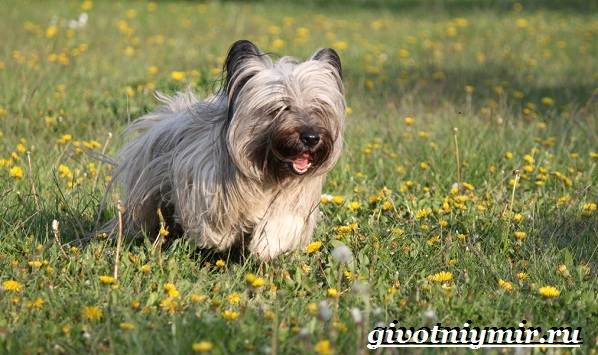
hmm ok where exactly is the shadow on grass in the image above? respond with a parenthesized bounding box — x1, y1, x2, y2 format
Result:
(535, 209, 598, 267)
(343, 61, 596, 121)
(214, 0, 595, 15)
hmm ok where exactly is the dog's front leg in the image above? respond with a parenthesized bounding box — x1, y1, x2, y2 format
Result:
(249, 205, 318, 260)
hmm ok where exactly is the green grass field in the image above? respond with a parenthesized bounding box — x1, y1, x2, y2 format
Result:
(0, 0, 596, 353)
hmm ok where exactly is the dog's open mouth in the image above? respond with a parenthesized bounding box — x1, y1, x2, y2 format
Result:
(291, 152, 312, 175)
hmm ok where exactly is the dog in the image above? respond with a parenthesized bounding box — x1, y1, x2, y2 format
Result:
(113, 40, 344, 259)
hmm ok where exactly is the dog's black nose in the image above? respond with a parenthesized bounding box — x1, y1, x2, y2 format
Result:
(300, 132, 320, 147)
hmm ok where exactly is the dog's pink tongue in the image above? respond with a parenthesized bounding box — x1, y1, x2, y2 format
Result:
(293, 153, 310, 170)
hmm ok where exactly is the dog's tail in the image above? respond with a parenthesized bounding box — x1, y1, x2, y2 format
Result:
(91, 90, 198, 237)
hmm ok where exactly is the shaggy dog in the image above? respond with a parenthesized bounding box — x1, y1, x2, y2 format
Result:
(113, 40, 344, 259)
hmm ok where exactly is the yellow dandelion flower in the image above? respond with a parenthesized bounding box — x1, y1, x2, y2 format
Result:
(333, 40, 348, 51)
(46, 25, 58, 38)
(498, 279, 513, 291)
(541, 97, 554, 106)
(514, 231, 527, 240)
(124, 46, 135, 56)
(426, 235, 440, 246)
(557, 264, 569, 276)
(159, 225, 169, 238)
(515, 18, 528, 28)
(427, 271, 453, 282)
(140, 264, 151, 273)
(82, 306, 103, 321)
(512, 90, 524, 99)
(582, 202, 596, 216)
(331, 195, 345, 205)
(28, 260, 43, 268)
(368, 194, 380, 204)
(314, 340, 334, 355)
(119, 322, 136, 330)
(125, 87, 135, 99)
(58, 164, 72, 178)
(222, 309, 240, 321)
(170, 71, 185, 81)
(215, 259, 226, 268)
(392, 227, 404, 236)
(251, 277, 265, 288)
(227, 292, 241, 304)
(268, 25, 280, 35)
(417, 131, 430, 138)
(160, 297, 177, 314)
(381, 201, 393, 210)
(307, 302, 317, 315)
(99, 275, 115, 285)
(415, 208, 431, 219)
(504, 151, 513, 159)
(327, 288, 339, 298)
(56, 134, 72, 145)
(81, 0, 93, 11)
(296, 26, 310, 38)
(83, 140, 101, 149)
(556, 195, 571, 206)
(306, 241, 322, 253)
(126, 9, 137, 18)
(271, 38, 285, 50)
(263, 309, 275, 320)
(512, 213, 524, 222)
(538, 286, 560, 298)
(347, 201, 360, 211)
(26, 297, 45, 309)
(192, 341, 214, 353)
(2, 279, 23, 292)
(403, 116, 414, 126)
(516, 272, 528, 281)
(163, 283, 180, 298)
(245, 273, 257, 284)
(462, 182, 474, 191)
(9, 166, 24, 179)
(190, 293, 207, 303)
(523, 154, 534, 164)
(0, 159, 11, 168)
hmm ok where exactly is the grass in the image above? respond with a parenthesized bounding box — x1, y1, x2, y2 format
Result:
(0, 0, 596, 353)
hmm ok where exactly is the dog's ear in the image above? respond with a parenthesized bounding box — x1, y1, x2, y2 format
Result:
(311, 48, 342, 79)
(223, 40, 266, 108)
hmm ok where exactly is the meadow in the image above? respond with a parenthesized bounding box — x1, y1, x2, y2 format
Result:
(0, 0, 596, 353)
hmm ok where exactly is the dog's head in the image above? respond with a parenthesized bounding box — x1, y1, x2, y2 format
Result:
(222, 40, 344, 182)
